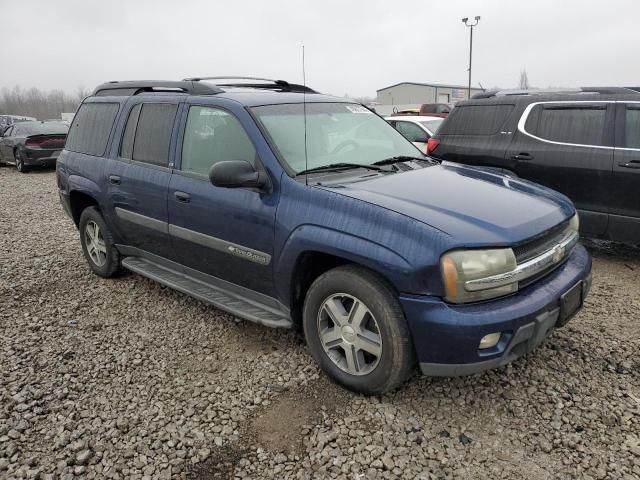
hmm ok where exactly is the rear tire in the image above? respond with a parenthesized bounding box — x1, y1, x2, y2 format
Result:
(303, 265, 415, 395)
(15, 150, 28, 173)
(79, 207, 121, 278)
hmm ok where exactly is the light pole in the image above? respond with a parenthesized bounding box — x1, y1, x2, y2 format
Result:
(462, 16, 480, 99)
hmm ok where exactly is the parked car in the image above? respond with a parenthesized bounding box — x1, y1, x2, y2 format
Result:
(0, 121, 68, 172)
(418, 103, 452, 117)
(57, 78, 591, 394)
(428, 88, 640, 244)
(386, 115, 444, 152)
(391, 103, 452, 118)
(0, 114, 36, 131)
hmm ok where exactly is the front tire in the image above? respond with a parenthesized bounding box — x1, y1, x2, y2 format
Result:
(303, 265, 415, 395)
(79, 207, 121, 278)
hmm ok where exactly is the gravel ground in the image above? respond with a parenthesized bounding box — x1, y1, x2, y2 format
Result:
(0, 167, 638, 480)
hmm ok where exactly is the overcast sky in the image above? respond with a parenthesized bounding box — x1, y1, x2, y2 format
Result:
(3, 0, 639, 98)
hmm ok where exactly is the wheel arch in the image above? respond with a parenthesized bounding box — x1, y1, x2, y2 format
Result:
(277, 227, 411, 329)
(69, 190, 100, 227)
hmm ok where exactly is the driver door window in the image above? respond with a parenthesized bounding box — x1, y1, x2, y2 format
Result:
(181, 106, 256, 175)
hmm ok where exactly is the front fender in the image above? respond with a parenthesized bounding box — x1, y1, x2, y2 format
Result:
(275, 224, 417, 305)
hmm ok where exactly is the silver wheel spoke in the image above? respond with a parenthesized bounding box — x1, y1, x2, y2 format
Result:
(95, 239, 107, 254)
(320, 327, 343, 348)
(344, 344, 362, 373)
(356, 330, 382, 357)
(348, 301, 368, 329)
(323, 298, 349, 327)
(86, 225, 95, 242)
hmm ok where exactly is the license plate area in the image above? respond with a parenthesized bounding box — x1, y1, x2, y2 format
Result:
(558, 281, 583, 327)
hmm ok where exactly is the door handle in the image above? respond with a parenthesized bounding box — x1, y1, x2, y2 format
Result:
(108, 175, 121, 185)
(174, 191, 191, 203)
(511, 153, 534, 161)
(618, 160, 640, 169)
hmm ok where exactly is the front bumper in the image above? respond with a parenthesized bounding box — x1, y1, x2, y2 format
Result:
(400, 244, 592, 376)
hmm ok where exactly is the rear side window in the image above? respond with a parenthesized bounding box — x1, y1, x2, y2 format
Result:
(438, 104, 514, 135)
(530, 106, 606, 146)
(624, 107, 640, 149)
(131, 103, 178, 167)
(181, 106, 256, 176)
(66, 103, 119, 156)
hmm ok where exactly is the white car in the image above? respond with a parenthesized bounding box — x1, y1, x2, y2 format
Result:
(385, 115, 444, 152)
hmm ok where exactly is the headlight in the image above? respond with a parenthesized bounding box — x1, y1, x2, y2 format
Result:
(441, 248, 517, 303)
(569, 212, 579, 232)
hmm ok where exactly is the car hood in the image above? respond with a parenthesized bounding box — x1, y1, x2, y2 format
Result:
(321, 162, 575, 246)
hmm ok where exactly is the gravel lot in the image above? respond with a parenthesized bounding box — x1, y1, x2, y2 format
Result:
(0, 166, 639, 480)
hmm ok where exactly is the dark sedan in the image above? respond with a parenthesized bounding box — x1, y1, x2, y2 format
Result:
(0, 121, 68, 172)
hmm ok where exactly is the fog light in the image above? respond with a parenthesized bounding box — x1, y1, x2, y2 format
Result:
(479, 332, 501, 349)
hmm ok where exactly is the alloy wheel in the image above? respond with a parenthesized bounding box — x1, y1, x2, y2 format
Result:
(316, 293, 383, 376)
(84, 221, 107, 267)
(15, 152, 23, 172)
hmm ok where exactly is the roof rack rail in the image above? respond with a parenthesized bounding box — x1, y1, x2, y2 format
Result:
(183, 76, 317, 93)
(92, 80, 223, 97)
(471, 86, 637, 99)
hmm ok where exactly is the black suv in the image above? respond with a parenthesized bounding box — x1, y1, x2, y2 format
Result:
(428, 88, 640, 244)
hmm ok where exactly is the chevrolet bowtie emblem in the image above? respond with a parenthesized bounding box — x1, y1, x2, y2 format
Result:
(552, 245, 565, 263)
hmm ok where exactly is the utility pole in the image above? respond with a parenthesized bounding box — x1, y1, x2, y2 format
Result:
(462, 16, 481, 99)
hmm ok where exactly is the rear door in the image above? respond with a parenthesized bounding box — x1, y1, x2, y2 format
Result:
(507, 102, 614, 236)
(609, 102, 640, 241)
(105, 100, 181, 261)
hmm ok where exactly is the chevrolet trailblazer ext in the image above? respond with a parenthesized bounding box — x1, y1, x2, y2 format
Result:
(57, 78, 592, 394)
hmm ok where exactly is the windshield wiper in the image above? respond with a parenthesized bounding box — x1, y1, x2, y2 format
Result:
(295, 162, 383, 176)
(372, 155, 439, 166)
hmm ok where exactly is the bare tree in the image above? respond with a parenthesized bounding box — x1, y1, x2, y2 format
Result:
(519, 69, 530, 90)
(0, 86, 86, 120)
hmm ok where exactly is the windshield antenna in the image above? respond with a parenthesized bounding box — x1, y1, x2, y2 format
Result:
(302, 45, 308, 186)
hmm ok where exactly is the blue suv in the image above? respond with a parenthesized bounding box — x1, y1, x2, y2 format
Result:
(57, 77, 592, 394)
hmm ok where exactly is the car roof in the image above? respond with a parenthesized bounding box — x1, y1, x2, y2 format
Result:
(457, 92, 640, 107)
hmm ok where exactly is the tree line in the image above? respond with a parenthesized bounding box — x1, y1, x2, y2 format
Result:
(0, 86, 89, 120)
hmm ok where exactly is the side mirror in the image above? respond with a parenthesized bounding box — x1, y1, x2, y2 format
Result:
(209, 160, 268, 189)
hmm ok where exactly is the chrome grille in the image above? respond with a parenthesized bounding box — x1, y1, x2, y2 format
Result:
(514, 221, 569, 263)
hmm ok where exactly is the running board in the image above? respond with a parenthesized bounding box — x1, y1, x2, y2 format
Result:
(121, 257, 292, 329)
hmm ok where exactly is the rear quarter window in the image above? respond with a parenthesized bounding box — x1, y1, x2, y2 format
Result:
(438, 104, 514, 135)
(525, 105, 607, 146)
(65, 103, 119, 156)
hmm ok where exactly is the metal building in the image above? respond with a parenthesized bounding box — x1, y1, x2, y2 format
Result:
(375, 82, 484, 107)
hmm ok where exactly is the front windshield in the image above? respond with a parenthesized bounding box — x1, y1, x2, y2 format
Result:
(252, 102, 422, 174)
